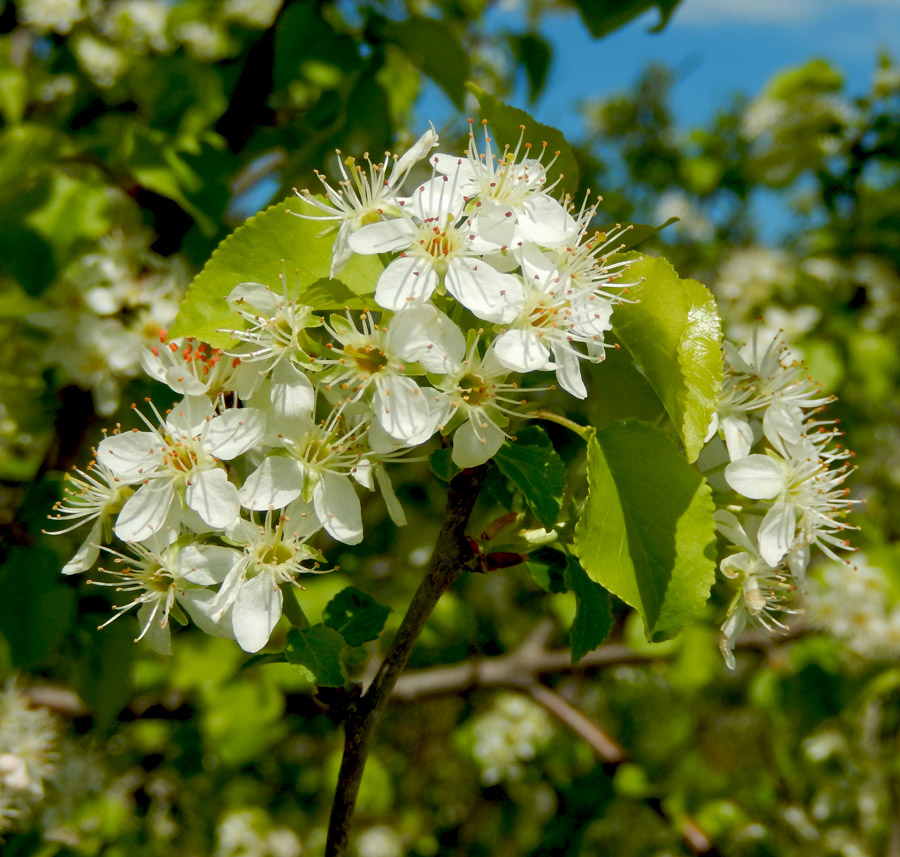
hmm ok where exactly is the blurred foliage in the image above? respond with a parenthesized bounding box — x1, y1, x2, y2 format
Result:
(1, 0, 900, 854)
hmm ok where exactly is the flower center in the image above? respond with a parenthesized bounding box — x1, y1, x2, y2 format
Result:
(458, 373, 493, 408)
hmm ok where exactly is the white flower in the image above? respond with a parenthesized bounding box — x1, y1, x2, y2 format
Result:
(349, 173, 525, 323)
(431, 120, 578, 250)
(213, 512, 329, 653)
(91, 540, 237, 654)
(724, 425, 856, 569)
(296, 127, 439, 275)
(46, 460, 133, 574)
(97, 396, 266, 541)
(434, 337, 539, 468)
(238, 404, 367, 544)
(318, 308, 451, 445)
(141, 333, 259, 400)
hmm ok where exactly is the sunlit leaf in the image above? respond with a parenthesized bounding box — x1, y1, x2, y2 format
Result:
(169, 198, 381, 345)
(612, 254, 722, 461)
(572, 421, 716, 642)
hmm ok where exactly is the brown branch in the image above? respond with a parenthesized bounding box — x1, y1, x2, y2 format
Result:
(526, 682, 625, 763)
(324, 464, 489, 857)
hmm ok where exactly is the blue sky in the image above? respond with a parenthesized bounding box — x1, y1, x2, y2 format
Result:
(420, 0, 899, 137)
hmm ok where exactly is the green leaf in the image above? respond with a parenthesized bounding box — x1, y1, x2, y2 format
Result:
(494, 425, 566, 528)
(572, 421, 716, 642)
(611, 254, 722, 462)
(324, 586, 391, 647)
(285, 624, 348, 687)
(564, 556, 613, 662)
(377, 18, 470, 109)
(0, 546, 76, 667)
(465, 84, 580, 195)
(429, 448, 460, 483)
(169, 198, 382, 345)
(570, 0, 683, 39)
(525, 546, 569, 593)
(509, 33, 552, 103)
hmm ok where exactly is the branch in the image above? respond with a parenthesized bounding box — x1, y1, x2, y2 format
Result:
(324, 464, 488, 857)
(391, 622, 808, 700)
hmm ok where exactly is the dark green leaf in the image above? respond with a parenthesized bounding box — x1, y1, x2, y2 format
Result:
(611, 254, 722, 462)
(0, 546, 76, 667)
(572, 421, 716, 642)
(285, 624, 348, 687)
(430, 448, 461, 483)
(509, 33, 552, 103)
(570, 0, 683, 39)
(324, 587, 391, 647)
(494, 425, 566, 528)
(525, 546, 568, 593)
(169, 198, 381, 345)
(378, 18, 470, 109)
(564, 555, 613, 662)
(465, 84, 580, 195)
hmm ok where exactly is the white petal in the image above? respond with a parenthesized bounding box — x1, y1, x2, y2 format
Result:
(178, 544, 240, 585)
(551, 343, 588, 399)
(724, 454, 785, 499)
(227, 282, 281, 316)
(758, 500, 796, 567)
(349, 219, 417, 254)
(137, 601, 171, 655)
(395, 126, 440, 174)
(180, 589, 235, 640)
(375, 256, 438, 310)
(388, 304, 465, 373)
(722, 415, 755, 462)
(445, 258, 524, 324)
(451, 416, 506, 468)
(238, 456, 304, 510)
(205, 407, 267, 459)
(519, 194, 578, 247)
(491, 329, 553, 373)
(269, 362, 315, 421)
(186, 468, 240, 530)
(62, 521, 102, 575)
(96, 431, 160, 483)
(166, 395, 214, 437)
(283, 497, 323, 538)
(373, 374, 431, 442)
(314, 472, 363, 545)
(233, 574, 283, 653)
(375, 466, 407, 527)
(114, 481, 176, 542)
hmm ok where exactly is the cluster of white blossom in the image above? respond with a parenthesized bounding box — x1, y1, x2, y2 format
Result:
(31, 229, 187, 415)
(806, 554, 900, 660)
(702, 335, 857, 666)
(0, 682, 58, 835)
(465, 693, 554, 786)
(50, 123, 634, 655)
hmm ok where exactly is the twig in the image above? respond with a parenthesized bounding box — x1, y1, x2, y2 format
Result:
(324, 464, 488, 857)
(526, 682, 625, 763)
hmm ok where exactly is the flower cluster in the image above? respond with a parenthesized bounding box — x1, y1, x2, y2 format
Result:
(0, 681, 58, 835)
(31, 229, 188, 415)
(702, 336, 857, 666)
(51, 123, 634, 654)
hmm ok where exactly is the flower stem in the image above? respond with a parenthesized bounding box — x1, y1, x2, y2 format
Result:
(527, 409, 593, 441)
(324, 463, 489, 857)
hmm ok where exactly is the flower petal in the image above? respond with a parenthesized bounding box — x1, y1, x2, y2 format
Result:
(233, 573, 283, 653)
(114, 481, 176, 542)
(313, 472, 363, 545)
(724, 454, 785, 499)
(186, 467, 241, 530)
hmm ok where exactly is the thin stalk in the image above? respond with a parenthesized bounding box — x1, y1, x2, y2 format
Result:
(324, 463, 488, 857)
